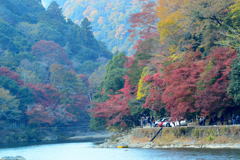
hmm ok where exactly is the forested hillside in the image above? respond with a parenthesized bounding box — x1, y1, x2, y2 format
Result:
(0, 0, 111, 144)
(41, 0, 145, 53)
(91, 0, 240, 129)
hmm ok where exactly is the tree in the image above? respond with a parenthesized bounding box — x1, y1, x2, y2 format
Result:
(129, 0, 158, 41)
(196, 48, 236, 115)
(27, 84, 75, 125)
(144, 48, 236, 118)
(183, 0, 234, 54)
(32, 40, 71, 66)
(26, 103, 75, 125)
(91, 76, 132, 126)
(0, 68, 33, 113)
(157, 0, 188, 47)
(80, 18, 99, 50)
(102, 53, 127, 94)
(142, 73, 165, 112)
(17, 67, 41, 84)
(46, 1, 65, 22)
(160, 52, 204, 118)
(49, 64, 87, 95)
(0, 87, 21, 122)
(227, 0, 240, 28)
(49, 64, 89, 121)
(88, 65, 106, 98)
(136, 67, 151, 100)
(218, 1, 240, 50)
(126, 38, 158, 87)
(228, 56, 240, 104)
(0, 67, 23, 85)
(185, 0, 233, 26)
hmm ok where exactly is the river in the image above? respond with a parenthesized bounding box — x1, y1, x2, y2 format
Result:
(0, 142, 239, 160)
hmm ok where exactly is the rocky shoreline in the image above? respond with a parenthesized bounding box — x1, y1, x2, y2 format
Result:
(0, 156, 26, 160)
(99, 126, 240, 149)
(100, 140, 240, 149)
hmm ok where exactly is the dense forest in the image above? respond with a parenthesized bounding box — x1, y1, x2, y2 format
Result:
(0, 0, 111, 144)
(91, 0, 240, 130)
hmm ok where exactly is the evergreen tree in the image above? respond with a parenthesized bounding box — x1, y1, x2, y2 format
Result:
(46, 1, 65, 22)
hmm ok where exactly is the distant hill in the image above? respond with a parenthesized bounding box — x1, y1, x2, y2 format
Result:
(0, 0, 112, 74)
(41, 0, 143, 54)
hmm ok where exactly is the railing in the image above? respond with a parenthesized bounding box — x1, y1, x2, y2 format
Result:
(150, 127, 163, 142)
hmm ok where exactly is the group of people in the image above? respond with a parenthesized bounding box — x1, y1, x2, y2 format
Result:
(140, 115, 155, 128)
(139, 114, 240, 128)
(198, 114, 240, 126)
(198, 116, 206, 126)
(232, 114, 240, 125)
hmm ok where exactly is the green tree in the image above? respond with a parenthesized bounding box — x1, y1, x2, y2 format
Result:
(80, 18, 100, 50)
(102, 53, 127, 94)
(228, 55, 240, 104)
(46, 1, 65, 23)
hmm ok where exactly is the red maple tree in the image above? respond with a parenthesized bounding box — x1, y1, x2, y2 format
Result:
(195, 48, 237, 115)
(91, 76, 132, 126)
(27, 84, 75, 125)
(32, 40, 71, 66)
(129, 0, 159, 50)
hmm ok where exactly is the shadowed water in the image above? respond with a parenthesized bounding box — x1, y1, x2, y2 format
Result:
(0, 142, 239, 160)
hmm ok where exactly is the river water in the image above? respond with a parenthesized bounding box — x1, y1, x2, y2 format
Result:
(0, 142, 239, 160)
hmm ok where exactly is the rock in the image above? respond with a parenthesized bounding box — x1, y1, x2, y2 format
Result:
(143, 142, 154, 148)
(42, 135, 58, 141)
(1, 156, 26, 160)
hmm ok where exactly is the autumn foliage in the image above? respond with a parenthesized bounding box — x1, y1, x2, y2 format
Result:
(0, 67, 23, 85)
(194, 48, 237, 115)
(92, 0, 240, 128)
(32, 40, 71, 66)
(129, 0, 159, 50)
(92, 76, 132, 126)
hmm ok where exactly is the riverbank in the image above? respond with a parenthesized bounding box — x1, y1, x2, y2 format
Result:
(66, 132, 114, 143)
(1, 156, 26, 160)
(0, 131, 112, 149)
(99, 125, 240, 149)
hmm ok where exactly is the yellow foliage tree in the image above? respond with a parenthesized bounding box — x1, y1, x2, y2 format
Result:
(0, 87, 19, 112)
(230, 0, 240, 15)
(157, 0, 189, 44)
(218, 0, 240, 50)
(137, 67, 151, 100)
(229, 0, 240, 27)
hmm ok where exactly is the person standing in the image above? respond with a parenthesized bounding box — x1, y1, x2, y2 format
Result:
(151, 116, 155, 127)
(140, 116, 144, 128)
(236, 115, 240, 124)
(220, 115, 224, 125)
(147, 116, 151, 127)
(232, 114, 236, 125)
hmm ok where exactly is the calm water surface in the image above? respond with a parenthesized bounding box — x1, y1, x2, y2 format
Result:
(0, 142, 239, 160)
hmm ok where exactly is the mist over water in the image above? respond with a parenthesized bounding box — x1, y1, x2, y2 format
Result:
(0, 143, 239, 160)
